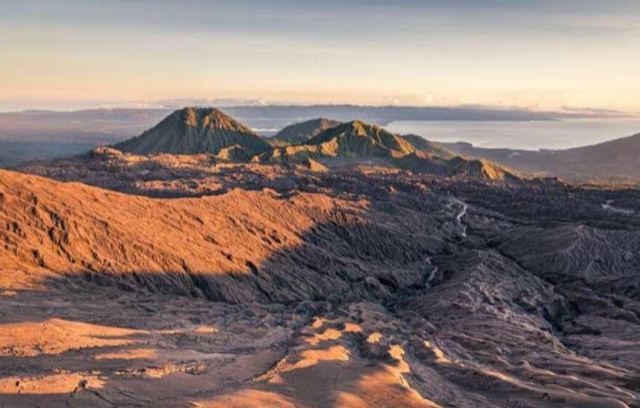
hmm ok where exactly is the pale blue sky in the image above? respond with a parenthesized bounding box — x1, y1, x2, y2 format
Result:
(1, 0, 639, 111)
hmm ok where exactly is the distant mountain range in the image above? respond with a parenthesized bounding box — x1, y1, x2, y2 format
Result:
(2, 106, 640, 182)
(264, 120, 417, 160)
(445, 133, 640, 182)
(109, 109, 514, 180)
(10, 107, 512, 181)
(0, 104, 615, 145)
(0, 105, 582, 168)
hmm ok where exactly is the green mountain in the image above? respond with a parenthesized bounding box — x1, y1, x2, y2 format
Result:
(257, 120, 417, 164)
(394, 151, 518, 181)
(273, 118, 341, 144)
(114, 107, 271, 156)
(306, 121, 417, 157)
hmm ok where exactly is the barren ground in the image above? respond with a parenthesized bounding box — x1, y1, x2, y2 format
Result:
(1, 157, 640, 407)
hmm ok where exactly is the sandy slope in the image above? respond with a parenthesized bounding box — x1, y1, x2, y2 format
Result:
(0, 169, 349, 298)
(1, 167, 640, 407)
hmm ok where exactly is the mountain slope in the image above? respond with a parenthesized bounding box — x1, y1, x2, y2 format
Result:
(258, 121, 515, 180)
(307, 120, 417, 157)
(445, 132, 640, 181)
(394, 151, 518, 181)
(273, 118, 341, 144)
(259, 120, 417, 164)
(401, 134, 457, 159)
(0, 169, 436, 303)
(114, 107, 271, 156)
(397, 135, 518, 180)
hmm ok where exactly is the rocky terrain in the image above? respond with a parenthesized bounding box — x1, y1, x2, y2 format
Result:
(2, 148, 640, 407)
(1, 108, 640, 407)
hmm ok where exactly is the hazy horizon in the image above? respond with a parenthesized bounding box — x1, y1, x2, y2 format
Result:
(1, 0, 639, 113)
(1, 100, 639, 116)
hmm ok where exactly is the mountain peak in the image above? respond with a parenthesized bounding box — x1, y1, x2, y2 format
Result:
(299, 119, 416, 157)
(346, 120, 370, 135)
(178, 107, 256, 133)
(273, 117, 341, 144)
(114, 107, 270, 156)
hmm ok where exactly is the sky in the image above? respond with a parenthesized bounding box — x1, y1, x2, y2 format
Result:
(1, 0, 639, 112)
